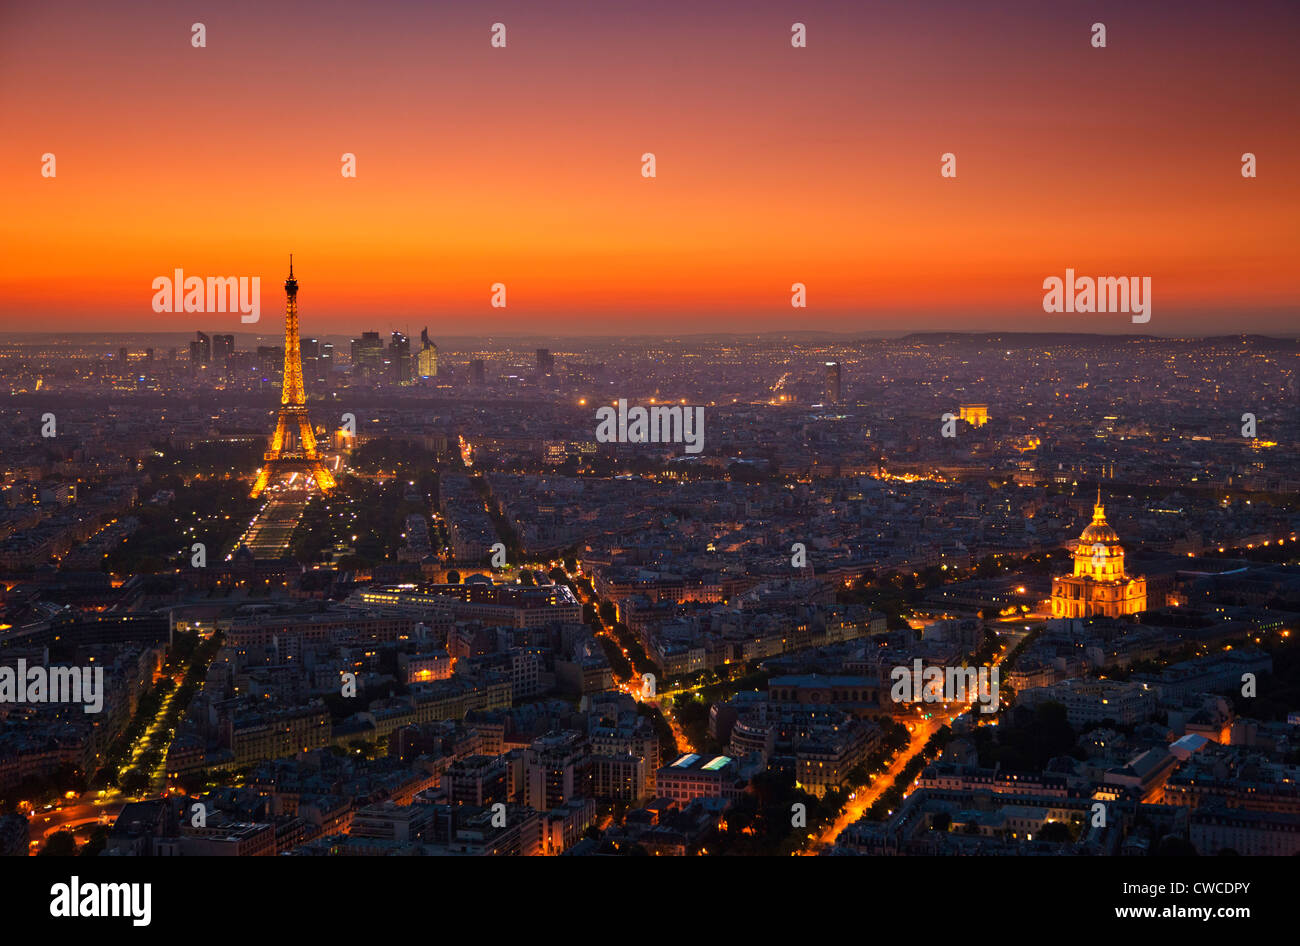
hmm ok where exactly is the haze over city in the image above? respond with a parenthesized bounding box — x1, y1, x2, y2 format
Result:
(1, 0, 1297, 929)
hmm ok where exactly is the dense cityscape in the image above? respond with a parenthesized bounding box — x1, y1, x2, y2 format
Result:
(5, 0, 1296, 933)
(2, 265, 1298, 860)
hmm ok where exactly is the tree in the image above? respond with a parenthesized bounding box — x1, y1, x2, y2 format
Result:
(80, 826, 109, 857)
(120, 769, 150, 795)
(1038, 821, 1073, 844)
(40, 831, 77, 856)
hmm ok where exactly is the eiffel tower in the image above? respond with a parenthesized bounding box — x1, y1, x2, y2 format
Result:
(250, 256, 336, 497)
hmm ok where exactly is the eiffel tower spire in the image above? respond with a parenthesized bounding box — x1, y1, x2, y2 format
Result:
(250, 258, 336, 497)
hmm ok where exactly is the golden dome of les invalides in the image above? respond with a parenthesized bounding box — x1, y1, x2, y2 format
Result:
(1050, 491, 1147, 619)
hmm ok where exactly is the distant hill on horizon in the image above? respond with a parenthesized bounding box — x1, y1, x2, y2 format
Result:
(896, 331, 1299, 348)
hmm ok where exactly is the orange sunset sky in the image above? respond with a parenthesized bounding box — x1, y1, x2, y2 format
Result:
(1, 0, 1297, 335)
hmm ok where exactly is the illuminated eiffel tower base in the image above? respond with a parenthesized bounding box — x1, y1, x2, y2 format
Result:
(250, 257, 336, 498)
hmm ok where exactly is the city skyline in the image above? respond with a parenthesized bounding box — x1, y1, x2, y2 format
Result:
(3, 325, 1298, 868)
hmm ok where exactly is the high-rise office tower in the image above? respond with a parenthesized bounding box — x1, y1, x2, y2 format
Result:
(825, 362, 842, 404)
(470, 359, 486, 385)
(212, 334, 234, 376)
(190, 331, 211, 372)
(300, 336, 319, 384)
(537, 348, 554, 375)
(257, 345, 283, 381)
(389, 331, 411, 384)
(351, 331, 384, 379)
(418, 328, 438, 378)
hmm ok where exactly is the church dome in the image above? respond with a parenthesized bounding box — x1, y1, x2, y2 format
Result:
(1053, 491, 1147, 618)
(1079, 518, 1119, 544)
(1078, 494, 1118, 545)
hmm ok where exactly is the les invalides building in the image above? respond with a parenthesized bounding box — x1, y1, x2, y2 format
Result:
(1051, 492, 1147, 619)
